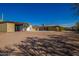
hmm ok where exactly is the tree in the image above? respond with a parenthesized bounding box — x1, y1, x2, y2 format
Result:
(23, 23, 29, 28)
(72, 4, 79, 32)
(73, 3, 79, 16)
(59, 26, 65, 31)
(75, 22, 79, 31)
(23, 23, 30, 31)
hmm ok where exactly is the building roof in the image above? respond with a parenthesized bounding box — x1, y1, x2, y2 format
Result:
(0, 21, 28, 25)
(38, 25, 60, 27)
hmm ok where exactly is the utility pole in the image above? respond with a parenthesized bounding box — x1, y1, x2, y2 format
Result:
(0, 12, 4, 22)
(2, 12, 3, 21)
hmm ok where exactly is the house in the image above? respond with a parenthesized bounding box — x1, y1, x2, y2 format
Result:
(32, 25, 64, 31)
(32, 26, 39, 31)
(0, 21, 30, 32)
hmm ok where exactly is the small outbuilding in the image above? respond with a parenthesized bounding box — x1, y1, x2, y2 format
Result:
(0, 21, 29, 32)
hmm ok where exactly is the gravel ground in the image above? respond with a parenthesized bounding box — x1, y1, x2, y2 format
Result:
(0, 31, 79, 56)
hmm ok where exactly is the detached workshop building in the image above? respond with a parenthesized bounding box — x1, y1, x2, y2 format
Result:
(0, 21, 32, 32)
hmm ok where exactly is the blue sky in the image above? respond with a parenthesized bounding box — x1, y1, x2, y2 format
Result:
(0, 3, 78, 26)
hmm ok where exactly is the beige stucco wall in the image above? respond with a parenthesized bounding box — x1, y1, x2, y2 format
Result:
(32, 27, 39, 31)
(0, 23, 15, 32)
(7, 23, 15, 32)
(0, 23, 7, 32)
(32, 28, 37, 31)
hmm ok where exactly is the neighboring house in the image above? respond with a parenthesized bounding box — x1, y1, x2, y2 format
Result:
(38, 25, 61, 31)
(32, 25, 64, 31)
(32, 26, 39, 31)
(0, 21, 30, 32)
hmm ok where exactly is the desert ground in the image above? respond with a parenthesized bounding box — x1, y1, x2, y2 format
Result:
(0, 31, 79, 56)
(0, 31, 66, 48)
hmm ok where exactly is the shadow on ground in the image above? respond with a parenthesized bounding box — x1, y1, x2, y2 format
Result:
(0, 33, 79, 56)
